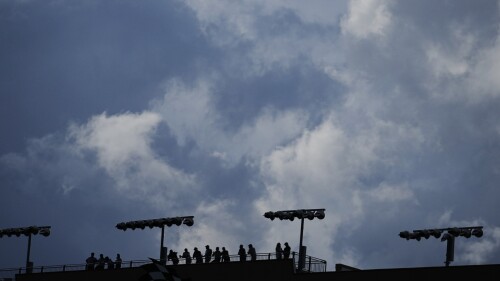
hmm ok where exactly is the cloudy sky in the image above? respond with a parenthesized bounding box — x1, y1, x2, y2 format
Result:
(1, 0, 500, 271)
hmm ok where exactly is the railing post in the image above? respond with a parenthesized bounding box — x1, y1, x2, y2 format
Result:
(308, 256, 311, 272)
(130, 261, 133, 268)
(41, 266, 44, 273)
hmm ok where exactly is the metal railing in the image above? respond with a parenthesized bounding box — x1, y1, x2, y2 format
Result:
(290, 252, 327, 272)
(0, 251, 327, 279)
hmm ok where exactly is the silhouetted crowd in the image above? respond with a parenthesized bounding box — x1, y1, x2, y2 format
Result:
(167, 242, 291, 265)
(85, 252, 122, 270)
(86, 242, 291, 269)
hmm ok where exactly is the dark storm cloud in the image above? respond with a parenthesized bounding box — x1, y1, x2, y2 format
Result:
(2, 0, 500, 272)
(0, 0, 207, 154)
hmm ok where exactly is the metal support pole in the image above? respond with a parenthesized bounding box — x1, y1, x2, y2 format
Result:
(299, 217, 304, 253)
(299, 217, 305, 271)
(160, 225, 165, 261)
(445, 235, 455, 267)
(26, 233, 32, 271)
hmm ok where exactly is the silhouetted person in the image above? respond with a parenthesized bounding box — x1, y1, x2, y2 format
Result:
(212, 247, 222, 263)
(193, 247, 203, 264)
(204, 245, 213, 263)
(168, 250, 179, 265)
(182, 248, 192, 264)
(276, 243, 283, 260)
(115, 254, 122, 269)
(105, 256, 114, 270)
(222, 247, 230, 262)
(283, 242, 291, 259)
(96, 254, 105, 270)
(86, 252, 97, 270)
(238, 245, 246, 262)
(248, 244, 256, 261)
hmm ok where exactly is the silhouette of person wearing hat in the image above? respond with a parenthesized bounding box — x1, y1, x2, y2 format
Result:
(204, 245, 213, 263)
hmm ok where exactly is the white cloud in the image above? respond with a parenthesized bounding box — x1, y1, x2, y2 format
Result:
(254, 115, 424, 264)
(466, 35, 500, 101)
(435, 216, 500, 265)
(152, 77, 308, 166)
(426, 44, 469, 78)
(69, 112, 162, 168)
(422, 25, 475, 103)
(460, 227, 500, 264)
(175, 199, 247, 253)
(367, 182, 414, 202)
(185, 0, 345, 45)
(68, 111, 197, 208)
(184, 0, 345, 76)
(423, 20, 500, 104)
(341, 0, 393, 39)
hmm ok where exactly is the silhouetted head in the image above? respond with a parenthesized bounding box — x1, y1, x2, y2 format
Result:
(216, 247, 219, 250)
(285, 242, 288, 246)
(185, 248, 188, 252)
(206, 245, 209, 248)
(194, 247, 198, 251)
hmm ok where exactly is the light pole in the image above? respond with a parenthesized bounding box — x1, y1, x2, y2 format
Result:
(399, 226, 483, 266)
(116, 216, 194, 263)
(0, 225, 51, 272)
(264, 208, 325, 271)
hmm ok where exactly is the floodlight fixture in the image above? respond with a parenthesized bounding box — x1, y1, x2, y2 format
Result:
(115, 216, 194, 262)
(263, 208, 326, 271)
(459, 229, 472, 238)
(264, 211, 276, 220)
(305, 211, 315, 220)
(448, 228, 460, 237)
(429, 229, 442, 239)
(314, 210, 325, 219)
(399, 226, 483, 267)
(472, 228, 483, 238)
(183, 217, 194, 226)
(0, 225, 51, 271)
(173, 217, 183, 226)
(0, 226, 51, 238)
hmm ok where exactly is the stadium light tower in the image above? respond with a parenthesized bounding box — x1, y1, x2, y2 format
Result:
(399, 226, 483, 266)
(0, 225, 51, 272)
(116, 216, 194, 263)
(263, 208, 325, 271)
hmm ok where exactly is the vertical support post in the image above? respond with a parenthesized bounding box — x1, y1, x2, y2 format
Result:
(445, 235, 455, 267)
(160, 225, 165, 262)
(298, 217, 305, 271)
(26, 233, 32, 272)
